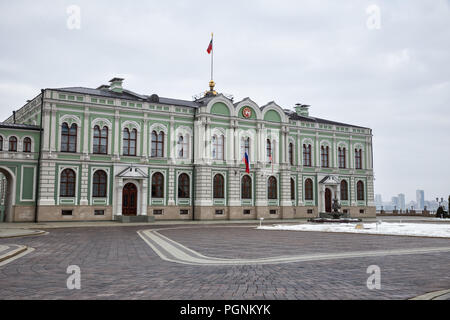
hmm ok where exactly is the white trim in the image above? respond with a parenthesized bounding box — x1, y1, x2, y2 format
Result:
(89, 167, 110, 206)
(57, 165, 79, 205)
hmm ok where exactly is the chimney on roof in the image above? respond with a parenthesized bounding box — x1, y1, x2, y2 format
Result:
(295, 103, 310, 117)
(109, 77, 124, 93)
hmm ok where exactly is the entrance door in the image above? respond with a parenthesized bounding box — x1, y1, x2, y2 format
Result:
(325, 188, 332, 213)
(122, 183, 137, 216)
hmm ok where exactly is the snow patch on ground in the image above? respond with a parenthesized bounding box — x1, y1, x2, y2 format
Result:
(258, 222, 450, 238)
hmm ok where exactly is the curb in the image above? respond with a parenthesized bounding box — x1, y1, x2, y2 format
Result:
(410, 289, 450, 300)
(0, 230, 47, 239)
(0, 245, 28, 264)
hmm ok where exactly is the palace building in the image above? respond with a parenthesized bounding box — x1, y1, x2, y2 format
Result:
(0, 78, 374, 222)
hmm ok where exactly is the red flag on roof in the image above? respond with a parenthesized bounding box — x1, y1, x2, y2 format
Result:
(206, 38, 213, 54)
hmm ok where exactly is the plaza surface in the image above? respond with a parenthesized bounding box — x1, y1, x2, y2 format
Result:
(0, 222, 449, 300)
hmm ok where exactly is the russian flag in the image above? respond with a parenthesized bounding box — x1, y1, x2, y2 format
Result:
(243, 152, 250, 174)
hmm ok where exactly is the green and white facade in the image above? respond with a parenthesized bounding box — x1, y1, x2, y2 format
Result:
(0, 78, 375, 222)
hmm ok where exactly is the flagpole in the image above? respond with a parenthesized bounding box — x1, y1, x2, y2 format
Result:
(211, 32, 214, 81)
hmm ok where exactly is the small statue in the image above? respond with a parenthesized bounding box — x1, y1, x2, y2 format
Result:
(331, 198, 343, 219)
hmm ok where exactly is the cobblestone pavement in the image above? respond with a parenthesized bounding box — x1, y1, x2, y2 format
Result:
(0, 224, 449, 300)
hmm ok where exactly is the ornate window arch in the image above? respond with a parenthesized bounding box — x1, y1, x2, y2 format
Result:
(290, 177, 296, 200)
(151, 172, 164, 198)
(320, 143, 330, 168)
(8, 136, 17, 152)
(211, 128, 225, 161)
(60, 168, 76, 197)
(23, 137, 32, 153)
(176, 126, 192, 159)
(267, 176, 278, 200)
(213, 174, 225, 199)
(354, 145, 364, 169)
(0, 135, 3, 151)
(149, 123, 168, 158)
(241, 175, 252, 199)
(340, 179, 349, 201)
(91, 118, 112, 155)
(302, 138, 314, 167)
(304, 178, 314, 201)
(178, 173, 190, 198)
(92, 170, 107, 198)
(121, 121, 141, 157)
(59, 115, 81, 153)
(357, 180, 365, 201)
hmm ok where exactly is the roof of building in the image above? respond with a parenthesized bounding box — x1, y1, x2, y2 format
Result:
(0, 123, 41, 131)
(285, 111, 368, 129)
(51, 86, 368, 129)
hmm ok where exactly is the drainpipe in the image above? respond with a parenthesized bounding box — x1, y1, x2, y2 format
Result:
(34, 89, 44, 223)
(191, 107, 197, 220)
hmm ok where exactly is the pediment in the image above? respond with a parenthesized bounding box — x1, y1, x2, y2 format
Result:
(117, 166, 148, 179)
(319, 175, 340, 185)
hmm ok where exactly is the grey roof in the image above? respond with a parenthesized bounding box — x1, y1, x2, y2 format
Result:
(52, 87, 200, 108)
(286, 111, 368, 129)
(0, 123, 41, 131)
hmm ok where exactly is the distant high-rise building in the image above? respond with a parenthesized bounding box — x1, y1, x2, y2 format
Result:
(375, 194, 382, 208)
(391, 196, 399, 209)
(416, 190, 425, 210)
(398, 193, 406, 210)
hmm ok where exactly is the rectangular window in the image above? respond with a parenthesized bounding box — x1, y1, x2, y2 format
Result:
(180, 209, 189, 215)
(269, 209, 277, 215)
(61, 210, 73, 216)
(215, 209, 224, 215)
(243, 209, 251, 215)
(359, 209, 365, 214)
(153, 209, 163, 215)
(94, 210, 105, 216)
(307, 209, 313, 214)
(343, 209, 348, 214)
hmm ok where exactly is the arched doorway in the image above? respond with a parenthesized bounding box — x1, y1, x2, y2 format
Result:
(122, 183, 137, 216)
(325, 188, 332, 213)
(0, 167, 16, 223)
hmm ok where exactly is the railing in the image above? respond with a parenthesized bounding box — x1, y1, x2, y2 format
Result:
(376, 209, 436, 217)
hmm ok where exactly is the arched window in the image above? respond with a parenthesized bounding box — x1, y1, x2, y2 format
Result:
(213, 174, 224, 199)
(0, 136, 3, 151)
(303, 144, 312, 167)
(123, 128, 137, 156)
(151, 172, 164, 198)
(355, 149, 363, 169)
(290, 178, 295, 200)
(357, 181, 365, 201)
(23, 137, 32, 153)
(177, 135, 189, 158)
(241, 137, 250, 158)
(267, 176, 277, 200)
(93, 125, 108, 154)
(340, 180, 348, 201)
(289, 143, 294, 165)
(60, 168, 76, 197)
(241, 175, 252, 199)
(92, 170, 107, 198)
(305, 178, 313, 200)
(212, 134, 224, 160)
(266, 139, 272, 162)
(151, 131, 164, 158)
(178, 173, 190, 198)
(321, 145, 329, 168)
(338, 147, 346, 169)
(8, 136, 17, 152)
(61, 122, 77, 152)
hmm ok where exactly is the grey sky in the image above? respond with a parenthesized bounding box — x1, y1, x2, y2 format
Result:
(0, 0, 448, 202)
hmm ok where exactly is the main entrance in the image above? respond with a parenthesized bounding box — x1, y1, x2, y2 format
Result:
(325, 188, 332, 213)
(122, 183, 137, 216)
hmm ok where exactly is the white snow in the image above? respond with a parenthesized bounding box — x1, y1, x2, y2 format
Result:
(258, 222, 450, 238)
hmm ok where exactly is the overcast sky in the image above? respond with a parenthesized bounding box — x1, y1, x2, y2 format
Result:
(0, 0, 448, 202)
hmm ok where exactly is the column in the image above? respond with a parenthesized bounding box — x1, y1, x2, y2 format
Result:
(114, 111, 120, 159)
(83, 107, 89, 155)
(141, 179, 148, 215)
(50, 104, 57, 152)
